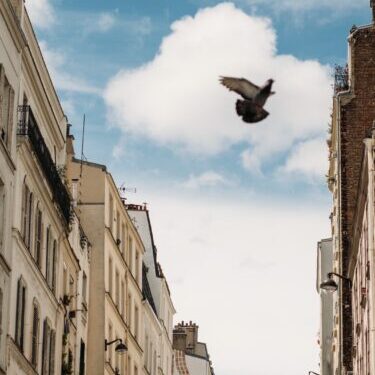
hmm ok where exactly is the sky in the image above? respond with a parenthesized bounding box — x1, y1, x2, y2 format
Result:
(25, 1, 372, 375)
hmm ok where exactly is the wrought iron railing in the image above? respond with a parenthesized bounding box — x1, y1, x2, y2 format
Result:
(334, 64, 349, 94)
(17, 105, 71, 226)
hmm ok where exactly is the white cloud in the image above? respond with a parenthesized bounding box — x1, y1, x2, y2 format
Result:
(182, 171, 230, 189)
(39, 41, 100, 95)
(25, 0, 55, 29)
(98, 13, 116, 32)
(130, 188, 330, 375)
(104, 2, 332, 177)
(281, 137, 328, 181)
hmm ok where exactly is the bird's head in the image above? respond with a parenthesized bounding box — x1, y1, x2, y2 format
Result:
(267, 79, 275, 95)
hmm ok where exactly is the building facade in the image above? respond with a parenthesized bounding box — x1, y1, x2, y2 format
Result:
(317, 238, 334, 375)
(0, 1, 91, 374)
(67, 151, 145, 375)
(325, 3, 375, 375)
(127, 204, 176, 375)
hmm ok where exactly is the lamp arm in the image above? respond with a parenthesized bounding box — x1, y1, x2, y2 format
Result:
(105, 338, 122, 350)
(328, 272, 352, 287)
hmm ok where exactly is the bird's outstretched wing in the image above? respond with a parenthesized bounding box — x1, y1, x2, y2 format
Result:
(219, 76, 259, 100)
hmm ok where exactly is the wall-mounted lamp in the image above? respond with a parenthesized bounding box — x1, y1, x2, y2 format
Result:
(320, 272, 352, 292)
(105, 338, 127, 354)
(308, 371, 320, 375)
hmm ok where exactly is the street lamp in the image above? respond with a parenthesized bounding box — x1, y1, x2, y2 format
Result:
(105, 338, 127, 354)
(320, 272, 352, 292)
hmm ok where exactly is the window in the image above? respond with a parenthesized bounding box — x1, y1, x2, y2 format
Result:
(135, 249, 140, 284)
(21, 183, 33, 250)
(0, 180, 5, 251)
(0, 288, 3, 335)
(115, 270, 119, 307)
(51, 240, 57, 292)
(108, 323, 113, 364)
(108, 257, 113, 295)
(121, 224, 126, 254)
(63, 266, 68, 296)
(128, 355, 132, 375)
(153, 350, 156, 375)
(15, 277, 26, 351)
(134, 305, 139, 340)
(127, 294, 132, 329)
(121, 281, 125, 318)
(69, 275, 75, 311)
(115, 332, 119, 370)
(145, 335, 149, 368)
(34, 207, 43, 268)
(149, 343, 153, 372)
(128, 237, 133, 272)
(109, 194, 114, 232)
(116, 211, 120, 241)
(79, 340, 85, 375)
(41, 319, 55, 375)
(31, 301, 40, 368)
(45, 227, 51, 284)
(82, 272, 87, 305)
(0, 69, 15, 149)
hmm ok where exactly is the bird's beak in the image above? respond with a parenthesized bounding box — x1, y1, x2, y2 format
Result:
(270, 91, 276, 95)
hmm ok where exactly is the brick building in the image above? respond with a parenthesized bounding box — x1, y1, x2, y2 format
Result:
(326, 2, 375, 374)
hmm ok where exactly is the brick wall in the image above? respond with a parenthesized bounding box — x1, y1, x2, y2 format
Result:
(338, 24, 375, 372)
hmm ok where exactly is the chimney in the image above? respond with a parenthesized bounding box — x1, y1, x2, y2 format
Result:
(173, 327, 187, 351)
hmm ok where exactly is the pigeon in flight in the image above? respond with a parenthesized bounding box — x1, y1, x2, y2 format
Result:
(219, 77, 275, 123)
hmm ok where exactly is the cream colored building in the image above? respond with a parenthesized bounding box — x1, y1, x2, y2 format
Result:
(0, 1, 21, 373)
(67, 148, 145, 375)
(0, 1, 91, 374)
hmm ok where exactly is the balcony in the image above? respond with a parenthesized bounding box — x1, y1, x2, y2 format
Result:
(17, 105, 71, 226)
(334, 64, 349, 94)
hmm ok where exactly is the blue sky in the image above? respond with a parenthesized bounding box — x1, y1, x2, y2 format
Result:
(26, 1, 372, 375)
(30, 0, 370, 201)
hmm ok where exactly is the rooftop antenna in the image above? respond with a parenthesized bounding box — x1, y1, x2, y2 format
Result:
(80, 114, 86, 178)
(118, 182, 137, 196)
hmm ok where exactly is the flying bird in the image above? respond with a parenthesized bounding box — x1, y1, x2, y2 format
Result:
(219, 76, 275, 123)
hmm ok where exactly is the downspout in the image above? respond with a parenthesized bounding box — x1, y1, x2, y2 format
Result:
(367, 131, 375, 375)
(336, 92, 343, 375)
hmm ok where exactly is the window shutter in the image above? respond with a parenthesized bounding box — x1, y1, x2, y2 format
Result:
(0, 64, 4, 127)
(41, 319, 48, 375)
(31, 304, 39, 367)
(45, 227, 50, 284)
(15, 279, 21, 344)
(20, 283, 25, 351)
(49, 330, 56, 375)
(21, 184, 26, 238)
(52, 240, 56, 293)
(6, 86, 14, 149)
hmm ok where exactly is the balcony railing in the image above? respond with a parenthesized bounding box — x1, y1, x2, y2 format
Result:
(334, 64, 349, 94)
(17, 105, 71, 226)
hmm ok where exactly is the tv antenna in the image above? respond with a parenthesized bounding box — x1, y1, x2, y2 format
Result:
(118, 183, 137, 197)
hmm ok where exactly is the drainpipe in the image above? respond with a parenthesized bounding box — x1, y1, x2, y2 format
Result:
(367, 128, 375, 375)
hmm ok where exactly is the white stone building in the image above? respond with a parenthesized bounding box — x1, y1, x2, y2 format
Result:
(316, 238, 334, 375)
(126, 204, 176, 375)
(0, 1, 91, 374)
